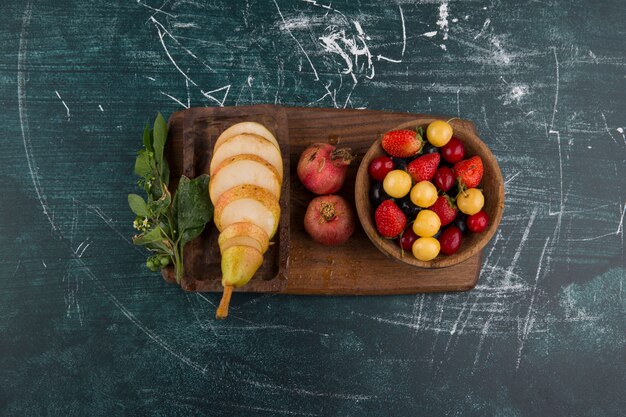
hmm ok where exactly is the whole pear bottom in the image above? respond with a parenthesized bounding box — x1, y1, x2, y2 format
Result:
(220, 245, 264, 288)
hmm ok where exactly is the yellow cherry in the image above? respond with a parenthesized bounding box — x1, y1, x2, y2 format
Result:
(426, 120, 453, 147)
(412, 237, 441, 261)
(412, 209, 441, 237)
(456, 188, 484, 215)
(383, 169, 412, 198)
(410, 181, 438, 208)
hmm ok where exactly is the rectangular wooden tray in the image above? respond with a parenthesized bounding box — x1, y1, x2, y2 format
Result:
(163, 105, 481, 295)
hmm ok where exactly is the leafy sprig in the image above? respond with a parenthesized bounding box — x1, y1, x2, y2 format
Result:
(128, 113, 213, 283)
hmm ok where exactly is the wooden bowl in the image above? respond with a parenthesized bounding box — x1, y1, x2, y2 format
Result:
(355, 117, 505, 269)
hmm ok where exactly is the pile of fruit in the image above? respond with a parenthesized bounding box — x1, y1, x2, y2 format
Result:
(369, 120, 489, 262)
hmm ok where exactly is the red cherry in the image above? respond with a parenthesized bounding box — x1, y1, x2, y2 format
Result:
(441, 137, 465, 164)
(397, 228, 418, 251)
(467, 211, 489, 233)
(438, 226, 463, 255)
(433, 166, 455, 192)
(369, 156, 395, 181)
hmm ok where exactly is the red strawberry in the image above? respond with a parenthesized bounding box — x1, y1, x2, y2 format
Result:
(407, 153, 440, 182)
(453, 156, 483, 188)
(430, 195, 458, 226)
(375, 199, 407, 238)
(382, 130, 423, 158)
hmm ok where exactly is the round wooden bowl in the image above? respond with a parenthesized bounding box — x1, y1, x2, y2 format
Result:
(355, 117, 505, 268)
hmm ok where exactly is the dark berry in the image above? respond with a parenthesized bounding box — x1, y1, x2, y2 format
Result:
(370, 181, 390, 208)
(453, 213, 467, 234)
(398, 196, 421, 219)
(391, 156, 412, 171)
(421, 143, 440, 155)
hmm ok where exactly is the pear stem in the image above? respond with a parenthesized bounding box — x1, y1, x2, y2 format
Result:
(216, 285, 233, 319)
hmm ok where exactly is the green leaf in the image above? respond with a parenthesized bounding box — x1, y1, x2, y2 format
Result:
(153, 112, 168, 169)
(173, 174, 213, 246)
(148, 187, 171, 217)
(128, 194, 149, 217)
(134, 149, 152, 178)
(132, 226, 172, 253)
(181, 225, 205, 245)
(161, 158, 170, 186)
(142, 124, 153, 152)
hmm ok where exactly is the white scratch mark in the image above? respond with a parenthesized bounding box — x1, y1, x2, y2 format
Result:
(273, 0, 319, 80)
(456, 87, 460, 117)
(146, 76, 156, 81)
(601, 111, 620, 146)
(18, 1, 61, 236)
(320, 21, 374, 80)
(504, 208, 538, 283)
(568, 204, 625, 241)
(436, 1, 449, 41)
(41, 259, 46, 268)
(504, 171, 521, 185)
(150, 16, 230, 106)
(172, 22, 199, 29)
(160, 91, 189, 109)
(137, 0, 175, 18)
(55, 90, 70, 121)
(422, 31, 438, 38)
(550, 47, 559, 131)
(502, 84, 529, 105)
(473, 18, 491, 39)
(377, 5, 406, 63)
(516, 237, 550, 370)
(77, 241, 91, 258)
(202, 85, 231, 107)
(241, 379, 375, 401)
(98, 104, 104, 112)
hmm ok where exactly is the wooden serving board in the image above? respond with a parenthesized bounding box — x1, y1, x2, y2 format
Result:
(163, 105, 482, 295)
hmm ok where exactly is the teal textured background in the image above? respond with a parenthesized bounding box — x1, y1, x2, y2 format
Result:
(1, 0, 625, 416)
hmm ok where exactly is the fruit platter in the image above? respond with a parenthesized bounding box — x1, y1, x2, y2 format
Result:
(160, 105, 504, 307)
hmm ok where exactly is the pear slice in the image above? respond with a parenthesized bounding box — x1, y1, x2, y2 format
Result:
(220, 245, 264, 288)
(214, 184, 281, 239)
(209, 155, 282, 205)
(215, 121, 279, 151)
(210, 134, 283, 180)
(219, 236, 264, 254)
(218, 222, 270, 253)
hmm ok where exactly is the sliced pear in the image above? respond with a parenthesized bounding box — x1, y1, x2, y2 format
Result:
(210, 134, 283, 180)
(215, 121, 279, 151)
(219, 236, 264, 254)
(209, 156, 282, 204)
(218, 222, 270, 253)
(214, 184, 281, 238)
(220, 245, 264, 288)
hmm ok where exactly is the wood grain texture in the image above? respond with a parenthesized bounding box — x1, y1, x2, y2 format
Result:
(164, 106, 485, 294)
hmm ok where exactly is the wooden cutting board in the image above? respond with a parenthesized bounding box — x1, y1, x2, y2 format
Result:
(163, 105, 482, 295)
